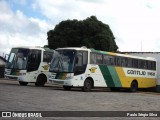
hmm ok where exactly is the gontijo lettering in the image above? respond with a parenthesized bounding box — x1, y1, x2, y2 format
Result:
(127, 70, 155, 76)
(127, 70, 146, 75)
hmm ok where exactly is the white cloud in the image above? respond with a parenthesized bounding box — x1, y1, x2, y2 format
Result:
(32, 0, 160, 52)
(1, 0, 160, 54)
(0, 0, 52, 54)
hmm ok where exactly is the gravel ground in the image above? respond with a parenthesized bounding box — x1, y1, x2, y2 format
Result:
(0, 79, 160, 120)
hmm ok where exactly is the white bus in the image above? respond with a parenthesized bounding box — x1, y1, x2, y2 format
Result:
(49, 47, 157, 92)
(5, 46, 53, 86)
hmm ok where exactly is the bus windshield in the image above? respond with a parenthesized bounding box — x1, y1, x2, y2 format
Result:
(6, 48, 29, 70)
(50, 50, 76, 73)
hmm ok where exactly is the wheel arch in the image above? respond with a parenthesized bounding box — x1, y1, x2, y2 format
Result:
(85, 77, 94, 88)
(37, 73, 47, 83)
(132, 79, 138, 87)
(130, 79, 138, 92)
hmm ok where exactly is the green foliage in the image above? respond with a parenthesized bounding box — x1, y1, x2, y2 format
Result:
(47, 16, 118, 51)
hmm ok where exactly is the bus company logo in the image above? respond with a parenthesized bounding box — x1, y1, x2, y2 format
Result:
(42, 65, 49, 70)
(2, 112, 11, 117)
(89, 67, 97, 73)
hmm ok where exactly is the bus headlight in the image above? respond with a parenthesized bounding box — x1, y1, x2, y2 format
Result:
(66, 73, 74, 80)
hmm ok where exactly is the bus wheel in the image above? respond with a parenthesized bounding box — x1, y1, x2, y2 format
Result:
(130, 81, 138, 92)
(19, 81, 28, 86)
(82, 79, 92, 92)
(35, 75, 46, 87)
(63, 86, 71, 91)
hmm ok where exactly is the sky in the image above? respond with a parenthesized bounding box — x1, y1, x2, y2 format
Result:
(0, 0, 160, 55)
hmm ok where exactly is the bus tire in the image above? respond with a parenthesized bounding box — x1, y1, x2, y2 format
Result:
(130, 80, 138, 92)
(63, 86, 71, 91)
(35, 75, 46, 87)
(82, 79, 93, 92)
(19, 81, 28, 86)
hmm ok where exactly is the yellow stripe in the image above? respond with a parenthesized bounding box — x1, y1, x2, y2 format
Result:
(62, 73, 67, 80)
(107, 52, 117, 56)
(115, 67, 156, 88)
(115, 67, 129, 87)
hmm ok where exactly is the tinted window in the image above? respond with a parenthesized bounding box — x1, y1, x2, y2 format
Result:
(43, 51, 53, 63)
(96, 54, 103, 64)
(90, 53, 96, 64)
(132, 59, 138, 68)
(75, 51, 88, 75)
(127, 59, 132, 67)
(27, 50, 41, 72)
(121, 57, 128, 67)
(116, 57, 121, 66)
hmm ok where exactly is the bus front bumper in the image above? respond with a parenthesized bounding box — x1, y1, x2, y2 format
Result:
(5, 74, 26, 82)
(49, 78, 73, 86)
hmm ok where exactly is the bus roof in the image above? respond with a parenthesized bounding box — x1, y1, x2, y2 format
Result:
(56, 46, 88, 51)
(91, 48, 156, 61)
(56, 47, 156, 61)
(11, 46, 53, 52)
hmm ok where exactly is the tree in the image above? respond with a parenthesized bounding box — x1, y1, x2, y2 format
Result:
(47, 16, 118, 51)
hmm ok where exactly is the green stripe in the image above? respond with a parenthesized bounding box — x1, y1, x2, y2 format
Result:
(99, 65, 122, 87)
(99, 65, 115, 87)
(108, 67, 122, 87)
(90, 49, 108, 54)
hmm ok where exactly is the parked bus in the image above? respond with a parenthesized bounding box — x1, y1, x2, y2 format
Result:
(5, 46, 53, 86)
(49, 47, 157, 92)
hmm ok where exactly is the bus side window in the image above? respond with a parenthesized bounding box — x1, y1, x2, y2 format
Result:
(148, 61, 151, 70)
(116, 57, 121, 66)
(128, 58, 132, 67)
(90, 53, 96, 64)
(43, 51, 53, 63)
(96, 54, 103, 64)
(27, 50, 41, 72)
(109, 55, 114, 65)
(138, 60, 143, 69)
(121, 57, 126, 67)
(103, 55, 109, 65)
(143, 60, 147, 69)
(83, 52, 88, 67)
(150, 61, 156, 70)
(76, 52, 83, 66)
(132, 59, 138, 68)
(75, 51, 88, 75)
(125, 58, 128, 67)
